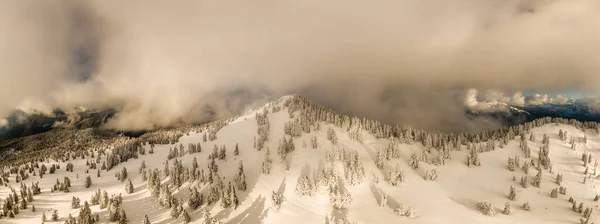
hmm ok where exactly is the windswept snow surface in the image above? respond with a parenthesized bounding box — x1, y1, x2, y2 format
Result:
(1, 98, 599, 224)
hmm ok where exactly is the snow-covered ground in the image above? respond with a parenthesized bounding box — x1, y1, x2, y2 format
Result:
(1, 96, 599, 224)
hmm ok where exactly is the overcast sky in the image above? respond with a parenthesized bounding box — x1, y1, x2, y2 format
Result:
(1, 0, 600, 132)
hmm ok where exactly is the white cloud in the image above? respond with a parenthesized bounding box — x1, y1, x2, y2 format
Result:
(0, 118, 7, 128)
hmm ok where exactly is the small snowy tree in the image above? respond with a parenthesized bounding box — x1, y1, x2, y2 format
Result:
(235, 161, 247, 191)
(143, 215, 151, 224)
(508, 186, 516, 201)
(178, 209, 191, 224)
(502, 202, 511, 215)
(51, 210, 59, 221)
(262, 148, 272, 175)
(556, 173, 563, 185)
(85, 175, 92, 188)
(477, 201, 495, 216)
(125, 179, 134, 194)
(550, 188, 558, 198)
(271, 191, 283, 211)
(329, 185, 352, 210)
(295, 174, 314, 196)
(523, 202, 531, 211)
(423, 169, 438, 181)
(379, 192, 388, 207)
(409, 153, 419, 169)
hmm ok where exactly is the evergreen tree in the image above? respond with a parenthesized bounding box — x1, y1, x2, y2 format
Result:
(234, 144, 239, 156)
(409, 153, 419, 169)
(379, 192, 388, 207)
(551, 188, 558, 198)
(262, 148, 272, 175)
(235, 161, 247, 191)
(119, 209, 127, 224)
(188, 187, 203, 209)
(125, 179, 134, 194)
(51, 210, 59, 221)
(508, 186, 516, 201)
(295, 174, 314, 196)
(502, 202, 511, 215)
(85, 175, 92, 188)
(140, 160, 146, 173)
(143, 215, 151, 224)
(219, 145, 227, 160)
(556, 173, 563, 185)
(178, 209, 191, 224)
(230, 183, 239, 209)
(164, 160, 170, 177)
(477, 201, 495, 216)
(532, 170, 542, 188)
(120, 167, 128, 182)
(170, 199, 181, 218)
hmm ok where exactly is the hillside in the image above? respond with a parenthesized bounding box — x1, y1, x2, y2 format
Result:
(0, 95, 599, 224)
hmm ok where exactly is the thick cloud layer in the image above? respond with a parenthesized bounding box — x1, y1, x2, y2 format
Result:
(2, 0, 600, 132)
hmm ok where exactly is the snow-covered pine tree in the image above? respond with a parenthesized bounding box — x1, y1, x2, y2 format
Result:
(327, 127, 338, 144)
(423, 169, 438, 181)
(262, 148, 272, 175)
(295, 174, 314, 196)
(120, 167, 128, 182)
(508, 186, 516, 201)
(551, 188, 558, 198)
(170, 199, 181, 218)
(51, 210, 59, 221)
(477, 201, 495, 216)
(178, 209, 191, 224)
(219, 145, 227, 160)
(503, 202, 511, 215)
(379, 192, 388, 207)
(230, 183, 239, 209)
(143, 215, 151, 224)
(409, 153, 419, 169)
(85, 175, 92, 188)
(235, 161, 247, 191)
(533, 170, 542, 188)
(508, 156, 515, 171)
(125, 179, 134, 194)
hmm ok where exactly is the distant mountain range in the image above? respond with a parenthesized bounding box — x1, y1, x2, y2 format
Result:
(467, 98, 600, 127)
(2, 98, 600, 142)
(0, 108, 116, 141)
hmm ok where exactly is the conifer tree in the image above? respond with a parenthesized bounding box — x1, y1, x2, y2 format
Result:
(125, 179, 134, 194)
(409, 153, 419, 169)
(508, 186, 516, 201)
(235, 161, 248, 191)
(51, 210, 59, 221)
(188, 187, 203, 209)
(120, 167, 128, 182)
(178, 209, 191, 224)
(85, 175, 92, 188)
(230, 183, 239, 209)
(143, 215, 151, 224)
(551, 188, 558, 198)
(503, 202, 511, 215)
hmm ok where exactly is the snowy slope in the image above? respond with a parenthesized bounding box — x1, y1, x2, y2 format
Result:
(1, 95, 599, 224)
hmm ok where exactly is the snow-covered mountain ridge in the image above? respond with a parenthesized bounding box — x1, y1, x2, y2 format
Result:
(0, 95, 599, 224)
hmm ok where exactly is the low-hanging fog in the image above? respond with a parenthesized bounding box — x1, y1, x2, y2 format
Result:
(1, 0, 600, 132)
